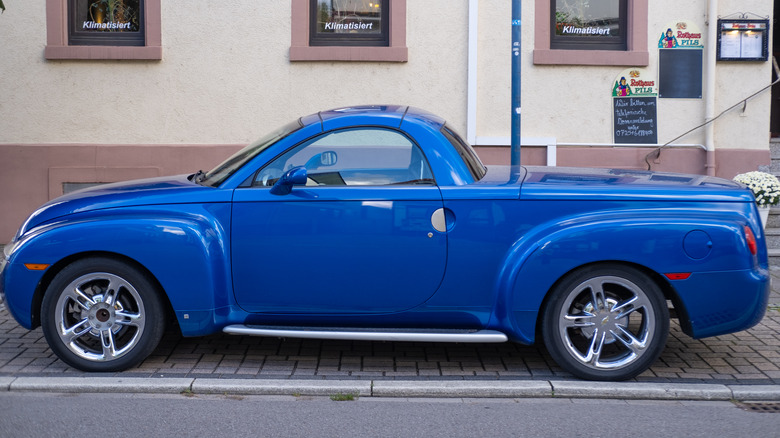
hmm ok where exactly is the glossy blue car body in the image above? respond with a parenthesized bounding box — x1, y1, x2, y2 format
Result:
(0, 106, 770, 376)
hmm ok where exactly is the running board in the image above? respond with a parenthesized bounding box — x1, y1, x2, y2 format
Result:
(222, 325, 508, 343)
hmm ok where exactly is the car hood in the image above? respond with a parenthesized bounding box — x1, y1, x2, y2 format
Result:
(15, 174, 230, 239)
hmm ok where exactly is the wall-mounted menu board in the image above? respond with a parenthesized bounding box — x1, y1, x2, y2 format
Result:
(658, 20, 704, 99)
(612, 68, 658, 144)
(659, 48, 703, 99)
(613, 97, 658, 144)
(717, 19, 769, 62)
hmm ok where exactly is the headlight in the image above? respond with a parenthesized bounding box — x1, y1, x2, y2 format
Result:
(4, 231, 22, 259)
(3, 242, 12, 259)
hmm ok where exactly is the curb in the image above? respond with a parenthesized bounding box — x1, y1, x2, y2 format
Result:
(1, 377, 779, 401)
(6, 377, 193, 394)
(192, 379, 372, 396)
(372, 380, 552, 398)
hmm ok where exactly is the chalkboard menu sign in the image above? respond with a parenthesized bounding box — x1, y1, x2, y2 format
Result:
(659, 49, 703, 98)
(657, 21, 704, 99)
(612, 68, 658, 144)
(613, 97, 658, 144)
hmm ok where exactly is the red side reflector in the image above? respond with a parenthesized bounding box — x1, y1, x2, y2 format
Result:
(665, 273, 691, 281)
(744, 226, 757, 256)
(24, 264, 50, 271)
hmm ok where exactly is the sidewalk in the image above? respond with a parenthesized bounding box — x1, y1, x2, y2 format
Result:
(1, 265, 778, 400)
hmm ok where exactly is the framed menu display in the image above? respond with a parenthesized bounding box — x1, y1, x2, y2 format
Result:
(717, 19, 769, 62)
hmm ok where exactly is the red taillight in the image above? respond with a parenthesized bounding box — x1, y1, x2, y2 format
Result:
(744, 226, 757, 255)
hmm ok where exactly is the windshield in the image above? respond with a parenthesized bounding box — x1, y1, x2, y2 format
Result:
(199, 119, 304, 187)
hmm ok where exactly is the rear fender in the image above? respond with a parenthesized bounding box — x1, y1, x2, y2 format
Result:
(492, 210, 756, 343)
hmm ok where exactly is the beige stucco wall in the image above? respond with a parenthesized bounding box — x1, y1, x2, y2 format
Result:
(476, 0, 773, 151)
(0, 1, 469, 145)
(0, 1, 772, 147)
(0, 0, 774, 240)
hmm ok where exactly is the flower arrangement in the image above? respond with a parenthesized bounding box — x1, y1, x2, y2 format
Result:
(733, 171, 780, 207)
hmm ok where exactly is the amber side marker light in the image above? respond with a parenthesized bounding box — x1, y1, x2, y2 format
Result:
(744, 226, 758, 256)
(24, 264, 50, 271)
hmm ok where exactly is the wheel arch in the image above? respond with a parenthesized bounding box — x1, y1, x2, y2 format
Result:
(532, 260, 688, 343)
(533, 260, 672, 380)
(30, 251, 177, 331)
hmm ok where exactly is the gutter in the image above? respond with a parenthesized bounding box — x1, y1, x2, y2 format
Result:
(467, 0, 478, 146)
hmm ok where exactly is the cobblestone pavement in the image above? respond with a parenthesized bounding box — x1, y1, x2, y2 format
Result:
(1, 270, 778, 384)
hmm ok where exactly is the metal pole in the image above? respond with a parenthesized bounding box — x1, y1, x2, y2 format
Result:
(511, 0, 522, 177)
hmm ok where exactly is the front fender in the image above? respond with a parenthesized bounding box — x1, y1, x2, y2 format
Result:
(491, 207, 758, 344)
(3, 204, 231, 335)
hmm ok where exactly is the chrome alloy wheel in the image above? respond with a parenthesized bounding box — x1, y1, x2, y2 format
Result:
(557, 275, 656, 371)
(54, 272, 146, 362)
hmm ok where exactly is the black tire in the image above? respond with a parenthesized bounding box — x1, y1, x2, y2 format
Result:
(41, 257, 166, 372)
(541, 264, 669, 381)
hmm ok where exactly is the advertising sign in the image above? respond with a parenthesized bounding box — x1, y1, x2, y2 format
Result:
(658, 21, 703, 49)
(612, 68, 658, 144)
(658, 21, 704, 99)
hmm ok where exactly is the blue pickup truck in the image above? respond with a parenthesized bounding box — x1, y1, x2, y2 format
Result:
(0, 106, 770, 380)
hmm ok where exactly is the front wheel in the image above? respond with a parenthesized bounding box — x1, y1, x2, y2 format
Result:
(41, 258, 166, 372)
(541, 264, 669, 381)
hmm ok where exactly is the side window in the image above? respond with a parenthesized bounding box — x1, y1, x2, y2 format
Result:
(290, 0, 408, 62)
(254, 128, 434, 187)
(69, 0, 144, 46)
(45, 0, 162, 60)
(310, 0, 389, 47)
(552, 0, 627, 51)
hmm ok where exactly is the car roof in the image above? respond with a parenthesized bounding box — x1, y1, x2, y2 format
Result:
(301, 105, 446, 131)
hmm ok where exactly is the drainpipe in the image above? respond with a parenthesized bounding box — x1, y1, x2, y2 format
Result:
(704, 0, 718, 176)
(467, 0, 478, 146)
(511, 0, 522, 178)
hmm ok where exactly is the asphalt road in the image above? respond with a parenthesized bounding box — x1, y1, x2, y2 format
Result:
(0, 392, 778, 437)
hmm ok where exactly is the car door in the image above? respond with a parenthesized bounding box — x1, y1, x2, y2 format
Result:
(231, 127, 447, 314)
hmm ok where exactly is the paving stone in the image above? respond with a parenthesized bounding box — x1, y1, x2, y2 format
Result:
(0, 275, 779, 388)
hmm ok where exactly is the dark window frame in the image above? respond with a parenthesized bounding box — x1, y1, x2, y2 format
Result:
(441, 125, 486, 181)
(550, 0, 628, 51)
(68, 0, 145, 47)
(309, 0, 390, 47)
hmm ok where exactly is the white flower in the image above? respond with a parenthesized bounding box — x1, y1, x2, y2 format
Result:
(733, 171, 780, 206)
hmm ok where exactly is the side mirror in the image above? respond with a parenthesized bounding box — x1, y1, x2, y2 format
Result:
(320, 150, 338, 166)
(304, 150, 338, 170)
(270, 166, 308, 195)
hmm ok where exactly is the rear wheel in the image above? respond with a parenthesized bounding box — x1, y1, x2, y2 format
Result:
(542, 264, 669, 381)
(41, 258, 165, 372)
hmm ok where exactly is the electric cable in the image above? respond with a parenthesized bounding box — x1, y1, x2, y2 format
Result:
(645, 56, 780, 170)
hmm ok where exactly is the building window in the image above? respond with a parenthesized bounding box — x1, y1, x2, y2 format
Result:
(551, 0, 627, 51)
(45, 0, 162, 60)
(533, 0, 648, 66)
(290, 0, 407, 62)
(68, 0, 144, 46)
(310, 0, 389, 47)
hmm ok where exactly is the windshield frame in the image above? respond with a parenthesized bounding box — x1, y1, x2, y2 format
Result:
(199, 119, 304, 187)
